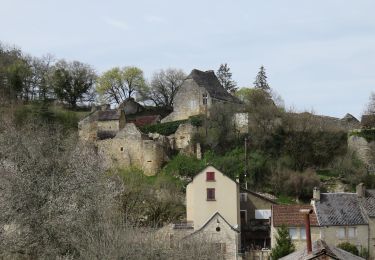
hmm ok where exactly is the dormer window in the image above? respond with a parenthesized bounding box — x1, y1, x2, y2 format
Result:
(206, 172, 215, 181)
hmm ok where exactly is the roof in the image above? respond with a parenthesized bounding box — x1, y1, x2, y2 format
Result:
(240, 187, 277, 204)
(128, 115, 161, 127)
(280, 239, 365, 260)
(341, 113, 359, 123)
(188, 69, 241, 103)
(314, 193, 368, 226)
(98, 110, 120, 121)
(360, 189, 375, 217)
(272, 205, 318, 227)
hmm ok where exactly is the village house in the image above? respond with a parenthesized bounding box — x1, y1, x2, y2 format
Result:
(185, 166, 241, 259)
(271, 204, 320, 251)
(161, 69, 241, 123)
(280, 239, 365, 260)
(240, 188, 277, 250)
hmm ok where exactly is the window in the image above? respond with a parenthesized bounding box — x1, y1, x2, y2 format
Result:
(240, 193, 247, 202)
(207, 188, 215, 201)
(206, 172, 215, 181)
(255, 210, 271, 220)
(348, 227, 357, 238)
(120, 147, 123, 151)
(337, 227, 346, 239)
(288, 228, 298, 240)
(240, 210, 247, 224)
(202, 93, 208, 105)
(300, 227, 306, 240)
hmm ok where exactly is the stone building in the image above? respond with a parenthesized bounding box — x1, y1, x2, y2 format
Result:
(162, 69, 241, 123)
(240, 188, 277, 250)
(271, 205, 320, 251)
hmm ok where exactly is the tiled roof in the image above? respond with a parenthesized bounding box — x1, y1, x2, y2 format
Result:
(280, 239, 365, 260)
(272, 205, 318, 227)
(188, 69, 241, 103)
(360, 189, 375, 217)
(314, 193, 368, 226)
(98, 110, 120, 121)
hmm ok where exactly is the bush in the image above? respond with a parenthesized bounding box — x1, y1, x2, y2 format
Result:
(140, 119, 187, 135)
(270, 225, 295, 259)
(337, 242, 359, 256)
(162, 154, 205, 180)
(350, 129, 375, 142)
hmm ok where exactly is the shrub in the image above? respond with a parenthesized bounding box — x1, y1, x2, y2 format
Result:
(270, 225, 295, 259)
(337, 242, 359, 256)
(140, 119, 187, 135)
(350, 129, 375, 142)
(162, 154, 205, 180)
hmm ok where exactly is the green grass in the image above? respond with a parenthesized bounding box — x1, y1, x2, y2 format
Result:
(276, 195, 297, 205)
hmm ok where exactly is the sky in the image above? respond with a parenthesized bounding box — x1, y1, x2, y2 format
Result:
(1, 0, 375, 118)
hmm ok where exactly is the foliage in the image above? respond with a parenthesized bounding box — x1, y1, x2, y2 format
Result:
(350, 129, 375, 143)
(52, 59, 96, 108)
(216, 63, 237, 93)
(141, 68, 186, 109)
(365, 92, 375, 115)
(337, 242, 359, 256)
(189, 114, 204, 127)
(97, 66, 147, 105)
(140, 119, 187, 135)
(360, 247, 369, 259)
(270, 225, 295, 260)
(254, 65, 270, 92)
(162, 154, 205, 180)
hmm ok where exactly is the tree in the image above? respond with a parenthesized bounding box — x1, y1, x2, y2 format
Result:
(97, 66, 147, 105)
(270, 225, 295, 259)
(141, 68, 186, 109)
(216, 63, 237, 93)
(365, 92, 375, 115)
(52, 60, 96, 108)
(337, 242, 359, 256)
(254, 65, 270, 92)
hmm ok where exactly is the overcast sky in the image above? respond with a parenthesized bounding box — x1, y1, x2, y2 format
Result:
(1, 0, 374, 118)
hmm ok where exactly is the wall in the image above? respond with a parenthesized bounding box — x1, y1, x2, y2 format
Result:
(320, 225, 369, 253)
(97, 120, 119, 132)
(97, 123, 168, 176)
(185, 213, 240, 260)
(348, 135, 375, 171)
(162, 79, 211, 123)
(240, 192, 274, 221)
(186, 166, 240, 230)
(270, 225, 320, 251)
(368, 218, 375, 259)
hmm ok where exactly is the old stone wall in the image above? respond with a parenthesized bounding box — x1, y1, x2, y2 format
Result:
(162, 79, 211, 123)
(97, 123, 169, 176)
(78, 112, 98, 142)
(348, 135, 375, 172)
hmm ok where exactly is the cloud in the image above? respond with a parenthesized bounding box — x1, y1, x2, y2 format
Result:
(104, 17, 129, 31)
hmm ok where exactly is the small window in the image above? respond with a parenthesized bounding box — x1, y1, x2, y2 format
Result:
(206, 172, 215, 181)
(255, 210, 271, 220)
(120, 147, 123, 151)
(337, 227, 346, 239)
(240, 193, 247, 202)
(202, 93, 208, 105)
(288, 228, 298, 240)
(300, 227, 306, 240)
(348, 227, 357, 238)
(207, 188, 215, 201)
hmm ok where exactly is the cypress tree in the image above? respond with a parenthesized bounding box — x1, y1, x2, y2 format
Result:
(270, 225, 295, 259)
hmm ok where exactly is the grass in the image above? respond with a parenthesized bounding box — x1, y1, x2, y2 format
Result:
(276, 195, 297, 205)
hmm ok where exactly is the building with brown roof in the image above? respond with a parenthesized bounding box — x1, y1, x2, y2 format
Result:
(162, 69, 241, 123)
(271, 204, 320, 251)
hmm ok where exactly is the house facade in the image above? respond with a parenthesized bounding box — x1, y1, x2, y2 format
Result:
(271, 205, 320, 251)
(162, 69, 240, 123)
(186, 166, 241, 259)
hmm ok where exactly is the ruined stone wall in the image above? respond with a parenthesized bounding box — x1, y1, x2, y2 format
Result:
(162, 79, 211, 123)
(348, 135, 375, 172)
(78, 112, 98, 142)
(97, 120, 119, 132)
(97, 123, 168, 176)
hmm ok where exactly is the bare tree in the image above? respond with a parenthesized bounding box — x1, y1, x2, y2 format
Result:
(142, 68, 186, 109)
(365, 92, 375, 115)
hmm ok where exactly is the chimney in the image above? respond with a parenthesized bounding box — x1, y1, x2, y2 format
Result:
(356, 183, 366, 198)
(300, 209, 313, 254)
(313, 187, 320, 201)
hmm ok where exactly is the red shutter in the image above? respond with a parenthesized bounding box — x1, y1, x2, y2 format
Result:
(206, 172, 215, 181)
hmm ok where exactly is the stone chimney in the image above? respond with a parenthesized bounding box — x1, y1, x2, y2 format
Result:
(313, 187, 320, 201)
(356, 183, 366, 198)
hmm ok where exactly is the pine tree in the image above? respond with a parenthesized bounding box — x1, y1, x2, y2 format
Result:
(254, 65, 270, 92)
(216, 63, 237, 93)
(270, 225, 295, 260)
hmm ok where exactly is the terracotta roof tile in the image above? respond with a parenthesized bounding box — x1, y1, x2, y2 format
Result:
(272, 205, 318, 227)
